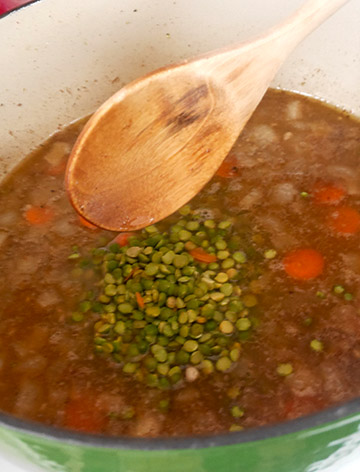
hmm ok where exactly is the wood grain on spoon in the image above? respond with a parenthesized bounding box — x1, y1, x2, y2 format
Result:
(66, 0, 349, 231)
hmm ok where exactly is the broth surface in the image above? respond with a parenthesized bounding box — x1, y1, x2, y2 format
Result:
(0, 89, 359, 437)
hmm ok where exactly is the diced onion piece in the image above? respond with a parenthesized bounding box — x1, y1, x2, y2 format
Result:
(133, 413, 163, 437)
(326, 165, 360, 196)
(0, 211, 18, 227)
(185, 366, 200, 382)
(205, 182, 221, 195)
(239, 189, 262, 210)
(271, 182, 297, 205)
(288, 366, 323, 397)
(44, 141, 71, 166)
(258, 215, 298, 251)
(14, 379, 44, 417)
(37, 290, 60, 308)
(52, 219, 77, 237)
(227, 179, 243, 192)
(249, 124, 278, 147)
(286, 100, 303, 121)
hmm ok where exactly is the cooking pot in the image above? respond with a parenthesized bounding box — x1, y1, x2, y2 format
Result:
(0, 1, 360, 471)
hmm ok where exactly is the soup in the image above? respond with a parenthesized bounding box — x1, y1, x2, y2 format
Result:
(0, 89, 359, 437)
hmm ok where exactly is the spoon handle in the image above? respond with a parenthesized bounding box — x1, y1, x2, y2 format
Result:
(197, 0, 350, 118)
(264, 0, 350, 53)
(203, 0, 350, 66)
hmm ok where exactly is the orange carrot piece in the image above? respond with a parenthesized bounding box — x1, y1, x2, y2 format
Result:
(283, 248, 324, 280)
(328, 206, 360, 235)
(113, 232, 136, 247)
(64, 397, 106, 434)
(216, 155, 239, 178)
(24, 206, 54, 225)
(78, 215, 98, 229)
(135, 292, 145, 309)
(189, 247, 217, 263)
(124, 267, 142, 282)
(312, 182, 345, 205)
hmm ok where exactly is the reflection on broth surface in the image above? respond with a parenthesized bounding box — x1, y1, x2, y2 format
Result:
(0, 89, 359, 437)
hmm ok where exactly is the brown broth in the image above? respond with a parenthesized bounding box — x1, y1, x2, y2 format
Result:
(0, 89, 359, 437)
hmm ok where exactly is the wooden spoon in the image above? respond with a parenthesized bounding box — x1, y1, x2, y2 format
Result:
(66, 0, 349, 231)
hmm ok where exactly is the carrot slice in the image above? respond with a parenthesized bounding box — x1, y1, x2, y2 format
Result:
(64, 397, 106, 433)
(189, 247, 217, 263)
(328, 206, 360, 235)
(78, 215, 98, 229)
(312, 182, 345, 205)
(216, 155, 239, 178)
(135, 292, 145, 309)
(24, 206, 54, 225)
(113, 232, 136, 247)
(283, 248, 324, 280)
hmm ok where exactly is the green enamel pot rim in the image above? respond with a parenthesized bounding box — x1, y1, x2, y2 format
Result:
(0, 397, 359, 451)
(1, 0, 360, 453)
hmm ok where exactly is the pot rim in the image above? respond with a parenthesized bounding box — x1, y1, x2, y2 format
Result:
(1, 0, 360, 452)
(0, 399, 359, 450)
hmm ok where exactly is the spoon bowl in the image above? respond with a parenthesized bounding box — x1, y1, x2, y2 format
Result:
(66, 0, 349, 231)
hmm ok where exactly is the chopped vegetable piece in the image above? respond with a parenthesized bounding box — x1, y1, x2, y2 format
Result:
(113, 232, 136, 247)
(135, 292, 145, 309)
(283, 248, 324, 280)
(24, 206, 54, 225)
(185, 366, 199, 382)
(312, 182, 345, 205)
(189, 247, 217, 263)
(64, 396, 106, 433)
(216, 155, 239, 178)
(328, 206, 360, 235)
